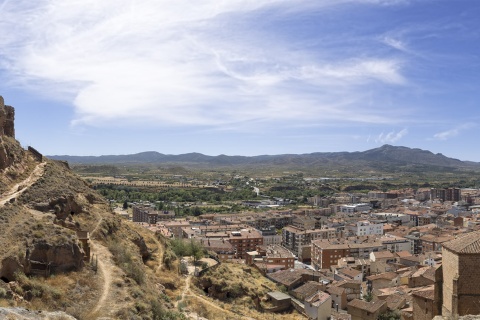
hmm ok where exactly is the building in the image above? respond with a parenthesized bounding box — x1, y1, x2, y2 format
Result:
(327, 286, 348, 311)
(442, 230, 480, 317)
(339, 203, 371, 214)
(304, 291, 332, 320)
(412, 285, 439, 320)
(352, 220, 383, 236)
(282, 226, 337, 256)
(132, 206, 167, 224)
(370, 251, 396, 274)
(292, 216, 316, 230)
(225, 229, 263, 259)
(258, 226, 282, 245)
(380, 234, 411, 253)
(370, 212, 410, 225)
(347, 299, 387, 320)
(201, 238, 235, 261)
(163, 220, 191, 238)
(246, 244, 295, 272)
(431, 188, 461, 202)
(311, 237, 383, 270)
(420, 234, 454, 253)
(265, 291, 292, 312)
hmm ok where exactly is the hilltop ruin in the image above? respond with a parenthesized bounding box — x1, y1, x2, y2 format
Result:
(0, 96, 15, 138)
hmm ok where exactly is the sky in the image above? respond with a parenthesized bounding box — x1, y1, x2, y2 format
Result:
(0, 0, 479, 160)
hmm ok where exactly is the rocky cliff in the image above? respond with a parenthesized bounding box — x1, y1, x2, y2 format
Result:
(0, 96, 15, 138)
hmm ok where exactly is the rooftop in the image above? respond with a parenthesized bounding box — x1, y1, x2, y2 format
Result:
(348, 299, 386, 313)
(305, 291, 331, 307)
(443, 230, 480, 254)
(267, 291, 291, 301)
(411, 285, 435, 300)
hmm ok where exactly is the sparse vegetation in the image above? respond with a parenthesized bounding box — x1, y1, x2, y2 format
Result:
(107, 237, 145, 285)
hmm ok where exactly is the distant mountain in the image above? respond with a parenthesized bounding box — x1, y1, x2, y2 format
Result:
(48, 145, 480, 173)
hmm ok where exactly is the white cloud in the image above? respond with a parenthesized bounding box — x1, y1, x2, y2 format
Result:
(0, 0, 409, 129)
(433, 123, 475, 140)
(375, 128, 408, 143)
(383, 36, 408, 52)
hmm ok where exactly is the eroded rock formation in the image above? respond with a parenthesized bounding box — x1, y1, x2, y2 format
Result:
(0, 96, 15, 138)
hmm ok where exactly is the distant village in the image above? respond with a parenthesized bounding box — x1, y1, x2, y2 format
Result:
(128, 187, 480, 320)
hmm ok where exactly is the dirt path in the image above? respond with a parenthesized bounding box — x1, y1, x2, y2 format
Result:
(91, 215, 104, 238)
(87, 240, 114, 318)
(0, 162, 46, 205)
(175, 275, 191, 309)
(151, 236, 164, 273)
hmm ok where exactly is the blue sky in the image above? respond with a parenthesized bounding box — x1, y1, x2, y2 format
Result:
(0, 0, 479, 160)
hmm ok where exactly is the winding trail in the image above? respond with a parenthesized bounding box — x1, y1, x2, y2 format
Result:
(151, 236, 164, 273)
(87, 240, 114, 318)
(0, 162, 46, 205)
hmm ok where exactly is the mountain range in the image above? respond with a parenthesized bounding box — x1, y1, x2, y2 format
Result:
(48, 145, 480, 172)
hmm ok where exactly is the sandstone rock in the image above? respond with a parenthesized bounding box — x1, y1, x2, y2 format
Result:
(48, 195, 84, 220)
(0, 137, 13, 170)
(0, 256, 23, 283)
(0, 96, 15, 138)
(26, 240, 85, 274)
(133, 235, 150, 262)
(0, 307, 77, 319)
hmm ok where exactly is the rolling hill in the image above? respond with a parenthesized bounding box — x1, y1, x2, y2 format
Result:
(48, 145, 480, 173)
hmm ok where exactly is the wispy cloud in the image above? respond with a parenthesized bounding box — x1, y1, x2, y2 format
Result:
(433, 123, 475, 140)
(383, 36, 409, 52)
(0, 0, 409, 129)
(375, 128, 408, 143)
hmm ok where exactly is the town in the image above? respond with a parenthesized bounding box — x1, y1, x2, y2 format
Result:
(124, 185, 480, 320)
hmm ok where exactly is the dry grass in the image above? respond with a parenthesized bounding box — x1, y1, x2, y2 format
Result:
(192, 262, 306, 320)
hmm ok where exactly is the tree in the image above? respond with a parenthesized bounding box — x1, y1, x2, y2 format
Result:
(123, 200, 128, 210)
(190, 239, 204, 264)
(192, 207, 202, 217)
(377, 310, 401, 320)
(363, 292, 373, 302)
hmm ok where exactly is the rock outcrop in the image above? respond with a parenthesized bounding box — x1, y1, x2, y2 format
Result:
(0, 307, 76, 319)
(26, 240, 85, 274)
(0, 96, 15, 138)
(0, 96, 18, 170)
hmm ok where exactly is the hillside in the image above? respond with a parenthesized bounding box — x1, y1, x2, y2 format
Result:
(0, 95, 310, 320)
(49, 145, 480, 173)
(0, 96, 187, 319)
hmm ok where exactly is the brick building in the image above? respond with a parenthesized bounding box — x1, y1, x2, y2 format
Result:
(442, 230, 480, 317)
(282, 226, 337, 256)
(205, 229, 263, 259)
(311, 237, 383, 270)
(246, 244, 295, 271)
(132, 205, 176, 224)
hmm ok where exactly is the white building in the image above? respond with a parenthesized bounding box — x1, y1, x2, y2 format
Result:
(355, 220, 383, 236)
(380, 234, 411, 253)
(304, 291, 332, 320)
(370, 212, 410, 225)
(340, 203, 371, 214)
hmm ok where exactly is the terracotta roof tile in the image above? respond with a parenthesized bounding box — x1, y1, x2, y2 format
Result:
(412, 285, 435, 300)
(348, 299, 386, 313)
(442, 230, 480, 254)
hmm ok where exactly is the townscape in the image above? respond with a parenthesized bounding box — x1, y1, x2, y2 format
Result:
(126, 185, 480, 320)
(1, 94, 480, 319)
(1, 1, 479, 319)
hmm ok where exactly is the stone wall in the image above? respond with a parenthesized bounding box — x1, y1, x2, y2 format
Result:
(412, 294, 436, 320)
(0, 96, 15, 138)
(442, 248, 458, 316)
(443, 248, 480, 317)
(28, 146, 43, 162)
